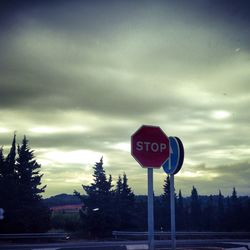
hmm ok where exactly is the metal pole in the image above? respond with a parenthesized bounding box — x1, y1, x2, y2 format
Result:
(148, 168, 154, 250)
(170, 174, 176, 250)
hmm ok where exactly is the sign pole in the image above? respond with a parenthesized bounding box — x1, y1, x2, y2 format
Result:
(148, 167, 154, 250)
(170, 174, 176, 250)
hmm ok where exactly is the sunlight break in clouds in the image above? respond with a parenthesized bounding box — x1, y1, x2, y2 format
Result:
(211, 110, 231, 120)
(42, 149, 105, 165)
(110, 142, 130, 152)
(0, 127, 10, 133)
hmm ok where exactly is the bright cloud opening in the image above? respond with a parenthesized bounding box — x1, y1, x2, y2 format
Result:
(41, 149, 105, 165)
(0, 127, 9, 133)
(110, 142, 130, 152)
(211, 110, 231, 120)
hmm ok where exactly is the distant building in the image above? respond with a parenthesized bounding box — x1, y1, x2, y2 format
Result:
(50, 204, 83, 214)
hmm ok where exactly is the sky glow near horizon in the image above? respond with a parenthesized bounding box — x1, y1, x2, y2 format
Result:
(1, 1, 250, 197)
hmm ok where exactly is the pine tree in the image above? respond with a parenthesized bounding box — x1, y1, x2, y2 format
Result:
(75, 157, 114, 238)
(190, 186, 201, 230)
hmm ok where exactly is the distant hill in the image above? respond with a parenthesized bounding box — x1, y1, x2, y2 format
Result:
(43, 193, 83, 207)
(43, 193, 249, 208)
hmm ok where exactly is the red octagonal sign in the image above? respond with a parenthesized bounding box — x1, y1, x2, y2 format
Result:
(131, 125, 170, 168)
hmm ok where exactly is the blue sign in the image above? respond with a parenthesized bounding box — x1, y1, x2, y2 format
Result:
(163, 137, 184, 175)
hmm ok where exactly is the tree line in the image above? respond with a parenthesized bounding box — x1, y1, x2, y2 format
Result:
(0, 135, 250, 236)
(74, 158, 250, 238)
(155, 177, 250, 233)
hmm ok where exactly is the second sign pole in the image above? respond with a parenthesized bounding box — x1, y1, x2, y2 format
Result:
(148, 167, 154, 250)
(170, 174, 176, 250)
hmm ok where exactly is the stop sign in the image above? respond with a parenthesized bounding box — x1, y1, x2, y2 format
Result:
(131, 125, 170, 168)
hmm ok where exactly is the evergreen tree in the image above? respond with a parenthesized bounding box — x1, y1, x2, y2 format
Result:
(15, 136, 50, 232)
(5, 133, 17, 177)
(160, 175, 171, 230)
(202, 195, 214, 231)
(0, 135, 50, 233)
(75, 157, 114, 238)
(116, 175, 122, 196)
(190, 186, 201, 230)
(0, 147, 5, 211)
(83, 157, 112, 197)
(114, 175, 123, 229)
(0, 147, 4, 182)
(176, 190, 185, 230)
(162, 175, 171, 202)
(216, 190, 225, 231)
(224, 196, 231, 231)
(0, 147, 5, 175)
(121, 173, 134, 201)
(244, 199, 250, 231)
(229, 187, 242, 231)
(0, 135, 18, 232)
(119, 173, 135, 230)
(17, 136, 47, 199)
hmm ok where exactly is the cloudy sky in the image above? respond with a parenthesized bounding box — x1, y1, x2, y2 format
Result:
(1, 1, 250, 198)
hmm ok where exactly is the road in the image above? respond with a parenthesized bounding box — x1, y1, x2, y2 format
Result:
(0, 239, 250, 250)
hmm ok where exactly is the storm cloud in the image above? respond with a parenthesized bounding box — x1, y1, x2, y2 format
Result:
(1, 1, 250, 197)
